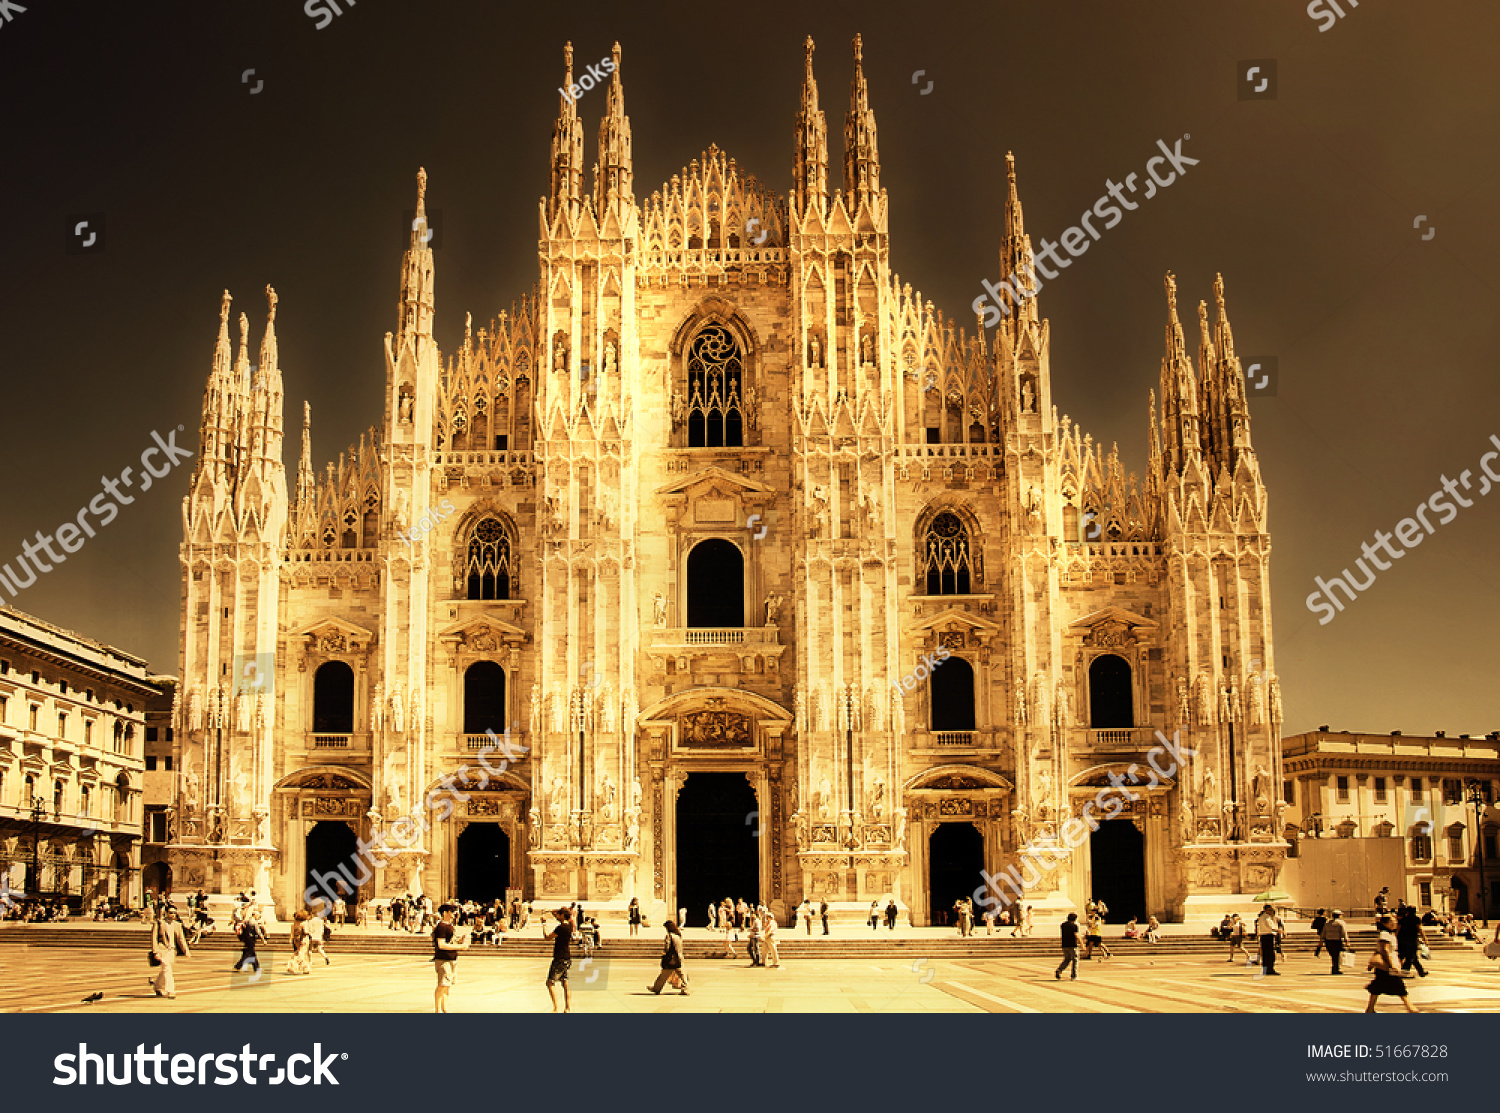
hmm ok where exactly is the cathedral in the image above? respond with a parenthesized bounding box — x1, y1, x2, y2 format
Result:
(168, 35, 1285, 925)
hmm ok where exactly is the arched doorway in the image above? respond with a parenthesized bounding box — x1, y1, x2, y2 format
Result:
(1089, 819, 1145, 922)
(686, 540, 744, 628)
(676, 772, 758, 926)
(455, 824, 510, 902)
(143, 860, 172, 897)
(928, 822, 984, 926)
(304, 821, 359, 910)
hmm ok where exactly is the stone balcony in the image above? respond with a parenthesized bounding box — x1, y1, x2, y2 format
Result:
(646, 626, 786, 673)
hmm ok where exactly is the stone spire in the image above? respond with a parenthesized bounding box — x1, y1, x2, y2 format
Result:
(593, 42, 633, 216)
(549, 43, 584, 221)
(1211, 273, 1254, 463)
(194, 290, 237, 489)
(793, 35, 828, 216)
(295, 400, 314, 520)
(1157, 271, 1200, 477)
(396, 167, 435, 352)
(841, 33, 881, 210)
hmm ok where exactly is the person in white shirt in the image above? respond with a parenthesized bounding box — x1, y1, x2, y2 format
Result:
(1255, 904, 1285, 976)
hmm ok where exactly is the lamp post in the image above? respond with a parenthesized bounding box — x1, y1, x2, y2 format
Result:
(1467, 779, 1490, 928)
(26, 794, 45, 896)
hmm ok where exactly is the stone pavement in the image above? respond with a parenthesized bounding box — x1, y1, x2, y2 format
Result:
(7, 938, 1500, 1014)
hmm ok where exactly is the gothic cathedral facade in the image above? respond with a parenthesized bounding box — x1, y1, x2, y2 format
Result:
(170, 36, 1285, 923)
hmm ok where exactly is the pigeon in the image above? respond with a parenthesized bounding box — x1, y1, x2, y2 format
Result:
(81, 992, 103, 1004)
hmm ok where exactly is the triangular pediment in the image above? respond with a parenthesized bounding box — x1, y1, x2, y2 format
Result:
(903, 606, 1004, 637)
(287, 616, 377, 643)
(437, 613, 529, 645)
(654, 465, 776, 498)
(1067, 605, 1157, 633)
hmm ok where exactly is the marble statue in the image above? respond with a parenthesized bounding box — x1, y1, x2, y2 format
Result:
(653, 591, 668, 628)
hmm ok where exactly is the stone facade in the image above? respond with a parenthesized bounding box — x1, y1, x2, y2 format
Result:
(170, 36, 1284, 922)
(0, 607, 155, 908)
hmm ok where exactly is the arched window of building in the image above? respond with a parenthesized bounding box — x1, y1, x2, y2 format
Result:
(52, 779, 64, 815)
(466, 518, 512, 601)
(79, 784, 91, 817)
(1088, 654, 1134, 728)
(686, 325, 744, 448)
(920, 512, 972, 595)
(463, 661, 507, 736)
(930, 655, 976, 732)
(312, 661, 355, 734)
(686, 539, 744, 627)
(114, 773, 130, 823)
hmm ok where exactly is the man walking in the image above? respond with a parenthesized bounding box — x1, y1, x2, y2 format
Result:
(820, 899, 830, 935)
(306, 906, 332, 966)
(1256, 904, 1285, 975)
(1309, 908, 1328, 958)
(232, 907, 265, 976)
(1055, 913, 1081, 980)
(543, 907, 574, 1013)
(1321, 909, 1349, 974)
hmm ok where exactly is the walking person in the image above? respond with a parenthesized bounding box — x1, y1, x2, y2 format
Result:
(870, 900, 881, 931)
(1364, 917, 1418, 1013)
(805, 900, 815, 935)
(1310, 908, 1328, 957)
(707, 902, 718, 932)
(647, 921, 691, 995)
(1226, 915, 1250, 962)
(1055, 912, 1081, 980)
(820, 898, 830, 935)
(149, 907, 191, 999)
(886, 898, 899, 931)
(746, 909, 763, 966)
(306, 906, 332, 966)
(1323, 909, 1350, 974)
(231, 908, 265, 976)
(628, 897, 642, 937)
(1082, 912, 1112, 959)
(432, 902, 470, 1013)
(1396, 906, 1430, 978)
(761, 905, 782, 968)
(1256, 904, 1285, 976)
(721, 900, 738, 959)
(543, 907, 574, 1013)
(285, 910, 313, 976)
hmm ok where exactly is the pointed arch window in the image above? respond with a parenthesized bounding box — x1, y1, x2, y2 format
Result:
(686, 325, 744, 448)
(466, 518, 512, 601)
(921, 512, 972, 595)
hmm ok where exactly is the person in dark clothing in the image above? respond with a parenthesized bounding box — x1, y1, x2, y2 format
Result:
(232, 911, 265, 975)
(820, 899, 829, 935)
(1396, 906, 1429, 977)
(885, 900, 898, 930)
(1055, 913, 1081, 980)
(1309, 908, 1328, 957)
(543, 907, 574, 1013)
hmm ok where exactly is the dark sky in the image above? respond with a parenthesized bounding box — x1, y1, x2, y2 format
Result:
(2, 1, 1496, 736)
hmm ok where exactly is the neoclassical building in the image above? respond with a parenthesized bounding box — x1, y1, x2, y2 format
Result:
(169, 36, 1284, 924)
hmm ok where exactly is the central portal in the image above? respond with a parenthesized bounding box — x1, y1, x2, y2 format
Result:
(455, 824, 511, 903)
(675, 771, 758, 927)
(1088, 819, 1145, 922)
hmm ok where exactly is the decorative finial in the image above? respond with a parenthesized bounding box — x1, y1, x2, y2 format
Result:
(1006, 151, 1016, 181)
(805, 34, 814, 61)
(1198, 299, 1209, 331)
(219, 289, 232, 323)
(265, 285, 277, 321)
(1214, 272, 1227, 313)
(416, 167, 427, 208)
(852, 33, 863, 63)
(303, 400, 311, 426)
(1164, 271, 1178, 312)
(611, 41, 621, 67)
(564, 41, 573, 75)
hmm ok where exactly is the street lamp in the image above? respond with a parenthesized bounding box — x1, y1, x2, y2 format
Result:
(1467, 779, 1490, 928)
(26, 794, 45, 897)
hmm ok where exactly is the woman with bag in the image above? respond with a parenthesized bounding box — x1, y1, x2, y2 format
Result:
(149, 907, 191, 999)
(1364, 916, 1418, 1013)
(285, 910, 313, 976)
(647, 920, 690, 995)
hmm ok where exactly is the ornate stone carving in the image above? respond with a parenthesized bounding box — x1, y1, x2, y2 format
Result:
(679, 709, 752, 747)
